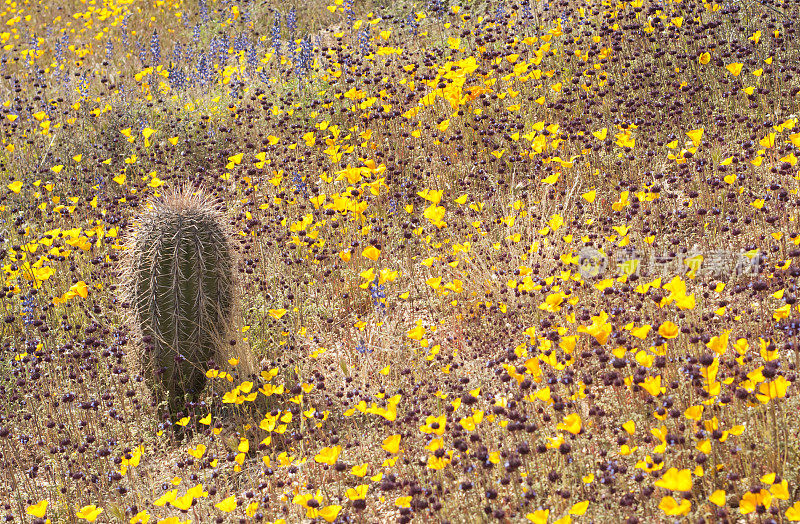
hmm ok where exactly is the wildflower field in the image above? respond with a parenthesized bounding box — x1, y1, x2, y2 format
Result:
(4, 0, 800, 521)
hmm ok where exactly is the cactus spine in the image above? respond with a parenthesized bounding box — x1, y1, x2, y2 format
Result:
(123, 187, 235, 419)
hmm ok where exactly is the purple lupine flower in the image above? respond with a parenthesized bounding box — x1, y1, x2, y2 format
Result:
(272, 14, 281, 57)
(151, 30, 161, 65)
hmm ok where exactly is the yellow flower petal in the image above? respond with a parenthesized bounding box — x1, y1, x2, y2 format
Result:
(215, 495, 237, 512)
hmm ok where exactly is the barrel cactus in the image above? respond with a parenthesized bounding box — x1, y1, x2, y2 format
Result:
(122, 186, 238, 422)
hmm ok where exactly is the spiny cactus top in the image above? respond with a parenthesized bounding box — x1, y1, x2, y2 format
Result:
(123, 187, 235, 409)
